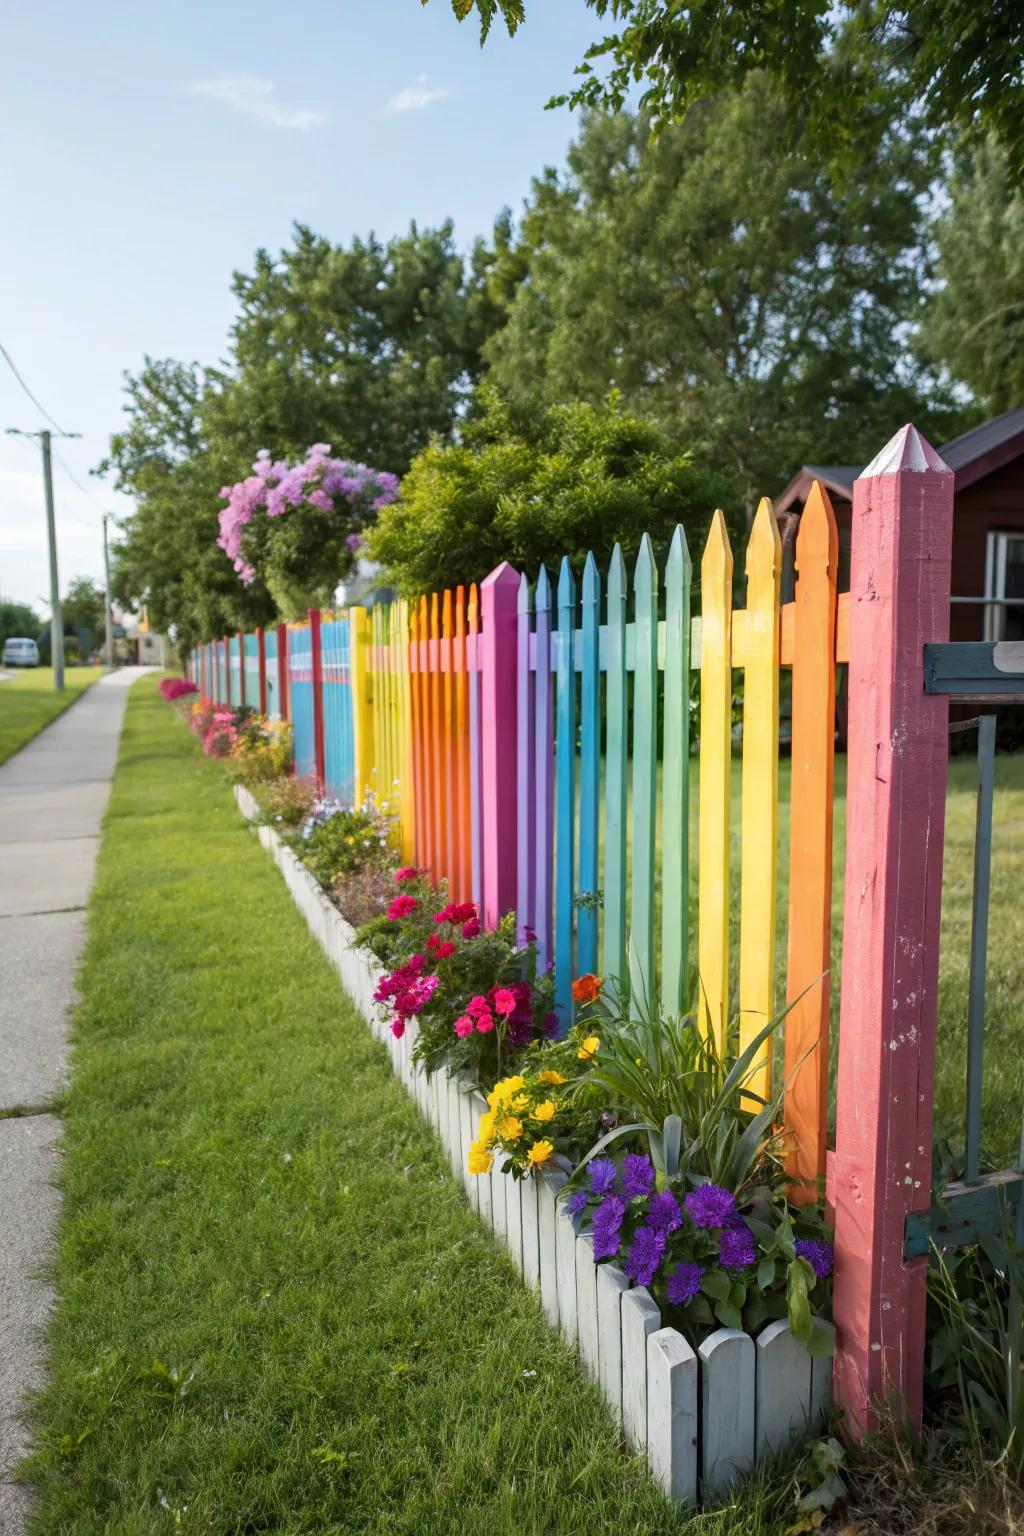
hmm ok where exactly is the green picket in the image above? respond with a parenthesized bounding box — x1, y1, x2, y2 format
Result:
(630, 533, 658, 1015)
(661, 525, 692, 1014)
(603, 545, 628, 1003)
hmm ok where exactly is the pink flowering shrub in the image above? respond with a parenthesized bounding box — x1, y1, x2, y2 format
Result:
(356, 872, 556, 1081)
(217, 444, 399, 616)
(159, 677, 199, 701)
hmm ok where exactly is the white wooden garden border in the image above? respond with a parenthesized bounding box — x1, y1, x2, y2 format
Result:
(235, 784, 833, 1502)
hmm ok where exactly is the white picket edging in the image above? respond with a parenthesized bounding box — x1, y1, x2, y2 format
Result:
(234, 784, 833, 1503)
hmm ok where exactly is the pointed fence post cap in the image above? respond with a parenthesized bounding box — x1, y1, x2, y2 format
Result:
(859, 424, 952, 479)
(480, 560, 522, 593)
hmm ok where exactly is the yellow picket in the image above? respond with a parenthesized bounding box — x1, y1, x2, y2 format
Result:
(698, 510, 733, 1051)
(738, 499, 782, 1101)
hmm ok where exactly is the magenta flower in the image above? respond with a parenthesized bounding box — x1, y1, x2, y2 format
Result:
(394, 866, 419, 883)
(386, 893, 418, 921)
(492, 988, 517, 1017)
(453, 1015, 474, 1039)
(461, 919, 481, 939)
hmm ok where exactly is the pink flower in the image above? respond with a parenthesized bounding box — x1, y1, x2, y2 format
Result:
(461, 919, 481, 939)
(475, 1012, 495, 1034)
(435, 941, 456, 960)
(386, 893, 419, 921)
(492, 988, 517, 1017)
(395, 867, 419, 883)
(466, 995, 491, 1018)
(453, 1015, 474, 1038)
(390, 1019, 406, 1039)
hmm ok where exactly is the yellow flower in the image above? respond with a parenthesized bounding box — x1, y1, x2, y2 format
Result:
(578, 1036, 601, 1061)
(510, 1093, 530, 1112)
(478, 1109, 497, 1146)
(467, 1141, 493, 1176)
(531, 1100, 556, 1123)
(537, 1070, 566, 1086)
(499, 1115, 523, 1140)
(527, 1140, 554, 1167)
(487, 1075, 525, 1108)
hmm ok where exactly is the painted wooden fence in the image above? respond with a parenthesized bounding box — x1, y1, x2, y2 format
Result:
(188, 424, 1015, 1440)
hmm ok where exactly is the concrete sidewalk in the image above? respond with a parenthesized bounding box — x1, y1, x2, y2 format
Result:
(0, 668, 145, 1531)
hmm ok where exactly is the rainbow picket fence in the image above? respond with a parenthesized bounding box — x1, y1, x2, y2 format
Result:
(190, 426, 977, 1438)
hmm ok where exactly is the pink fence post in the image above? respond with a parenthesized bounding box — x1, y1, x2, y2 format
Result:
(479, 562, 520, 928)
(276, 622, 289, 723)
(310, 609, 326, 794)
(238, 632, 246, 708)
(832, 425, 954, 1433)
(257, 628, 267, 715)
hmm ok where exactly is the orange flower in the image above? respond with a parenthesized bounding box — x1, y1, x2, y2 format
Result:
(571, 973, 602, 1004)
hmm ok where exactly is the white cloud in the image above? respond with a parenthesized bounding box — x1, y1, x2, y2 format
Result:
(189, 75, 324, 131)
(387, 73, 451, 113)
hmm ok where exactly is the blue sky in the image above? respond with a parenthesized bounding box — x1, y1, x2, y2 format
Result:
(1, 0, 603, 610)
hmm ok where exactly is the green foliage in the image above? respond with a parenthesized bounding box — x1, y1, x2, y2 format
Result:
(61, 575, 105, 655)
(926, 1216, 1023, 1479)
(369, 388, 725, 595)
(296, 805, 393, 889)
(0, 596, 42, 648)
(482, 87, 963, 514)
(922, 137, 1024, 414)
(433, 0, 1024, 187)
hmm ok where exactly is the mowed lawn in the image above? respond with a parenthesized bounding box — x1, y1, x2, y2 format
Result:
(0, 666, 104, 763)
(29, 680, 812, 1536)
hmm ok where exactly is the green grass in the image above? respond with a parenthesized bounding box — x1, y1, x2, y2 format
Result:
(0, 666, 104, 763)
(25, 679, 807, 1536)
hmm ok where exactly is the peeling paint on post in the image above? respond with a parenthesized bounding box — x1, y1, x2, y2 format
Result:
(832, 425, 953, 1432)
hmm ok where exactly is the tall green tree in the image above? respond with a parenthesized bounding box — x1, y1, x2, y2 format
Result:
(432, 0, 1024, 185)
(207, 221, 494, 477)
(61, 576, 106, 652)
(480, 84, 963, 515)
(921, 139, 1024, 414)
(0, 598, 42, 649)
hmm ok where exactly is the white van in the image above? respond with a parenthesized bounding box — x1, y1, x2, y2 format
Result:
(2, 637, 40, 667)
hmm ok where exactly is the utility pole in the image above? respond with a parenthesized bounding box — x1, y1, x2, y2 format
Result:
(6, 425, 81, 692)
(102, 514, 114, 667)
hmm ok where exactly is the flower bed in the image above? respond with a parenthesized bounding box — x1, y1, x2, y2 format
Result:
(231, 781, 834, 1504)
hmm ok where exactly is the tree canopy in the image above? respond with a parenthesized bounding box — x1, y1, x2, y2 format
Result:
(481, 85, 963, 515)
(433, 0, 1024, 184)
(921, 139, 1024, 414)
(0, 598, 42, 649)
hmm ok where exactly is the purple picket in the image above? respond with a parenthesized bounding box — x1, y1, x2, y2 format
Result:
(468, 608, 484, 917)
(533, 565, 555, 971)
(516, 573, 536, 944)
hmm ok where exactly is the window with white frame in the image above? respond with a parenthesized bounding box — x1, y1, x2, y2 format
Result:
(983, 531, 1024, 641)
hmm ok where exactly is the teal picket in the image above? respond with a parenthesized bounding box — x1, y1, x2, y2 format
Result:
(603, 545, 628, 1003)
(578, 552, 601, 977)
(661, 526, 692, 1014)
(555, 557, 577, 1024)
(630, 534, 658, 1014)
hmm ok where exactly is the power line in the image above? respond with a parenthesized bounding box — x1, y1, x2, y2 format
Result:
(50, 444, 105, 525)
(0, 339, 67, 434)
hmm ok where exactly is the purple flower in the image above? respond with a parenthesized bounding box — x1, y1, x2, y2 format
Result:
(621, 1154, 655, 1200)
(591, 1195, 626, 1260)
(795, 1238, 834, 1279)
(345, 533, 363, 552)
(588, 1158, 617, 1196)
(646, 1189, 682, 1234)
(718, 1225, 757, 1271)
(666, 1262, 704, 1305)
(684, 1184, 736, 1230)
(567, 1190, 589, 1216)
(623, 1225, 667, 1287)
